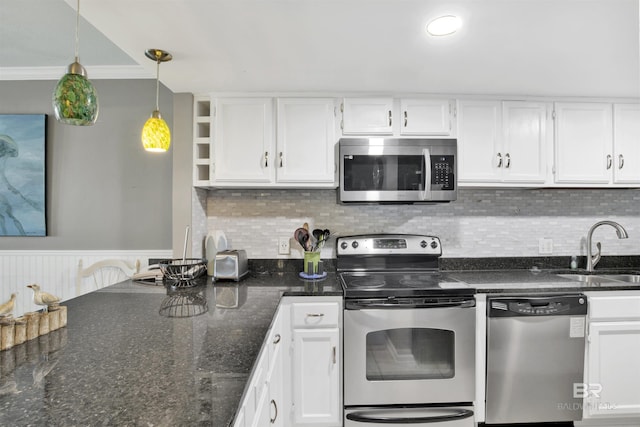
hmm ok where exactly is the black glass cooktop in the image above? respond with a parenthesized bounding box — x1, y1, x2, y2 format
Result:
(339, 271, 473, 298)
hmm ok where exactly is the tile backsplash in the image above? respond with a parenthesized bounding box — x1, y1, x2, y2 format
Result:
(192, 188, 639, 260)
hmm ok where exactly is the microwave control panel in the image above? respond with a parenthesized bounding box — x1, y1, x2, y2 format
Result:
(431, 155, 455, 190)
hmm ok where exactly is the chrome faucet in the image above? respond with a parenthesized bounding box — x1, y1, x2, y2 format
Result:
(586, 220, 628, 272)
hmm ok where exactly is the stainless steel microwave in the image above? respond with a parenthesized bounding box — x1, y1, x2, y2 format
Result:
(339, 138, 457, 203)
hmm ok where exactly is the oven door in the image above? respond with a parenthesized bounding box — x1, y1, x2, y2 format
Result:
(344, 301, 475, 406)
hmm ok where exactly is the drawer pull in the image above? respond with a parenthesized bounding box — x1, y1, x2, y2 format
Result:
(606, 154, 612, 170)
(273, 333, 281, 344)
(619, 154, 625, 169)
(496, 152, 503, 168)
(306, 313, 325, 317)
(270, 399, 278, 423)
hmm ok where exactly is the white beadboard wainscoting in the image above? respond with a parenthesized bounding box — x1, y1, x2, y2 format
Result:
(0, 250, 172, 318)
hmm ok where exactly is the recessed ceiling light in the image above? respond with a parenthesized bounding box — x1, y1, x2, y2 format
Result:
(426, 15, 462, 37)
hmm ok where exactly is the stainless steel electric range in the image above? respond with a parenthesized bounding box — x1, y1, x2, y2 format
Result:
(337, 234, 476, 427)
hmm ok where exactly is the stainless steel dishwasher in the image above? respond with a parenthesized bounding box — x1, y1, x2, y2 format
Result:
(485, 294, 588, 424)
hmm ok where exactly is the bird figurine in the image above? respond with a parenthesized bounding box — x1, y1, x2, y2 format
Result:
(0, 293, 17, 318)
(26, 284, 60, 313)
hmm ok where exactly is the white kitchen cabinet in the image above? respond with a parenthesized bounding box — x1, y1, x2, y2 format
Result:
(583, 292, 640, 421)
(613, 104, 640, 184)
(554, 102, 613, 184)
(206, 97, 337, 188)
(399, 99, 453, 136)
(456, 100, 502, 182)
(213, 97, 275, 184)
(234, 304, 287, 427)
(457, 100, 549, 184)
(341, 97, 394, 135)
(276, 98, 337, 185)
(341, 97, 454, 136)
(290, 300, 342, 427)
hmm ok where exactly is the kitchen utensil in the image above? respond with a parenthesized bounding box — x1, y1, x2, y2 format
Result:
(294, 227, 310, 251)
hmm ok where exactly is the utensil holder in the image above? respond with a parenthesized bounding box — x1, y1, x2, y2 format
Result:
(303, 251, 321, 274)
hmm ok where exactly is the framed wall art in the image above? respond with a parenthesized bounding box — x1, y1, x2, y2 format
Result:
(0, 114, 47, 237)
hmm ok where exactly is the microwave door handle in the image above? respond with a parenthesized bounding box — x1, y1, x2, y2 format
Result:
(422, 148, 431, 201)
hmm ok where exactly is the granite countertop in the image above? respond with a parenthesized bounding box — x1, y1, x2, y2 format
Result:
(2, 263, 638, 426)
(0, 272, 341, 427)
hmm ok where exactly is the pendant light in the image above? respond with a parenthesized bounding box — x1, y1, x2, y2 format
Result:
(52, 0, 99, 126)
(141, 49, 172, 152)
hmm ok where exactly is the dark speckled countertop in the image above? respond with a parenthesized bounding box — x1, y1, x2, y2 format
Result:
(0, 272, 341, 427)
(2, 262, 638, 427)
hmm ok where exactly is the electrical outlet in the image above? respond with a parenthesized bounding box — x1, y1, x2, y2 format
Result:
(278, 237, 290, 255)
(538, 238, 553, 255)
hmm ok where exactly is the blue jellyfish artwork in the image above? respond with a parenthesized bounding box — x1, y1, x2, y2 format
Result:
(0, 115, 46, 237)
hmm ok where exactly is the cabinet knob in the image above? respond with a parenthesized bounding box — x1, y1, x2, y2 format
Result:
(606, 154, 612, 170)
(270, 399, 278, 423)
(619, 154, 624, 169)
(273, 333, 281, 344)
(496, 152, 503, 168)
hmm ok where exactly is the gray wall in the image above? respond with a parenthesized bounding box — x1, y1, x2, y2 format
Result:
(0, 79, 173, 250)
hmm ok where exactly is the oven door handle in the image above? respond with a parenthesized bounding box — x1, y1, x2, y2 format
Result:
(345, 299, 475, 310)
(346, 407, 474, 424)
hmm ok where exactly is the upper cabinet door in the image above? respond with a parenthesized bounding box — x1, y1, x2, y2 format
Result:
(554, 102, 612, 184)
(341, 98, 394, 135)
(613, 104, 640, 184)
(213, 98, 275, 183)
(276, 98, 336, 185)
(457, 100, 502, 182)
(502, 101, 549, 183)
(400, 99, 453, 136)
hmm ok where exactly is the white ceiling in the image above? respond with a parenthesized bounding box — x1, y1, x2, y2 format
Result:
(1, 0, 639, 98)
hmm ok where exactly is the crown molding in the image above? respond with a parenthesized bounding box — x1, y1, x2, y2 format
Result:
(0, 65, 153, 81)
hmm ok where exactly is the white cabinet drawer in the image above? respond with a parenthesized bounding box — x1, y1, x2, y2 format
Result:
(588, 293, 640, 320)
(291, 302, 339, 328)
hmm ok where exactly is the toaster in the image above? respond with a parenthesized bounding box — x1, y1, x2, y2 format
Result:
(214, 249, 249, 281)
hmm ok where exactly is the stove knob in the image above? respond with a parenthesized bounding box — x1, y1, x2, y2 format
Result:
(430, 241, 438, 249)
(420, 240, 427, 248)
(340, 242, 348, 250)
(352, 241, 359, 249)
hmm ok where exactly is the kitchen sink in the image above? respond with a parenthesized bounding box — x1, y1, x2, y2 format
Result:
(557, 274, 620, 284)
(600, 274, 640, 284)
(557, 273, 640, 284)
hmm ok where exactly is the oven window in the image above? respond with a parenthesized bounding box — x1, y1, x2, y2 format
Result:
(365, 328, 455, 381)
(343, 155, 424, 191)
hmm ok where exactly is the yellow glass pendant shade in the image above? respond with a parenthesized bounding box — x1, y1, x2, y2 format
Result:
(142, 111, 171, 152)
(141, 49, 172, 153)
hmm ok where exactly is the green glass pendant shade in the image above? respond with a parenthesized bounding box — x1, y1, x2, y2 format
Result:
(141, 111, 171, 152)
(52, 62, 99, 126)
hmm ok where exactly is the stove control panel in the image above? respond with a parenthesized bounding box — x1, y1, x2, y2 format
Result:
(337, 234, 442, 256)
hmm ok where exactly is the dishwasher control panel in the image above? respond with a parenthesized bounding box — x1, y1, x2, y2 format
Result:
(489, 295, 587, 317)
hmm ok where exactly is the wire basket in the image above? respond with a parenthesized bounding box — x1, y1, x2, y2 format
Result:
(159, 258, 207, 282)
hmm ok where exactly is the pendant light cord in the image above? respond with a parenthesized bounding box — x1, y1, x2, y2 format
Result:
(155, 59, 160, 111)
(75, 0, 80, 61)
